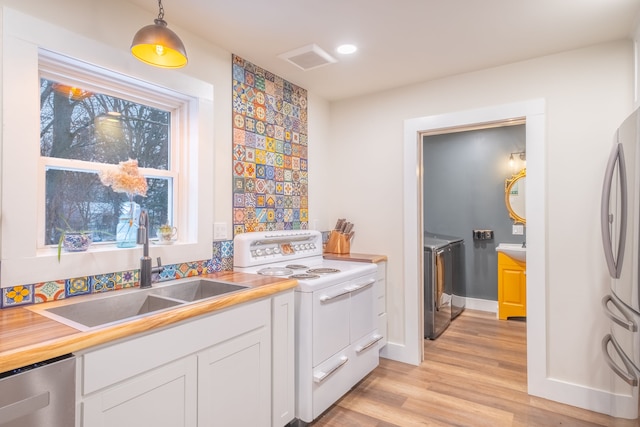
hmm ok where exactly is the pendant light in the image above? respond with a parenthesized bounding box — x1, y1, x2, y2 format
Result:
(130, 0, 188, 68)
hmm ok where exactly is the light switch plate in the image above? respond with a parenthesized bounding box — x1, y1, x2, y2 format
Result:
(512, 224, 524, 235)
(214, 222, 227, 240)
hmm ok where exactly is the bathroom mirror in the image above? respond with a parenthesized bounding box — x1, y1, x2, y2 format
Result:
(505, 168, 526, 224)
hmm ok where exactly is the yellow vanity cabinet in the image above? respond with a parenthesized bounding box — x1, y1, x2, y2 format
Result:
(497, 252, 526, 319)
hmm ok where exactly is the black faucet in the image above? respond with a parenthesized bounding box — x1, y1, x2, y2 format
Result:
(137, 209, 164, 288)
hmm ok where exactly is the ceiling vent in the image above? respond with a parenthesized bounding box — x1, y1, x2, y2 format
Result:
(278, 44, 337, 71)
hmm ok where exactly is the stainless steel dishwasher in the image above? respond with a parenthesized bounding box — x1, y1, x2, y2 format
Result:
(0, 354, 75, 427)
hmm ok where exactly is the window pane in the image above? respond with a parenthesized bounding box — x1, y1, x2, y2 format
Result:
(40, 78, 170, 170)
(45, 169, 171, 245)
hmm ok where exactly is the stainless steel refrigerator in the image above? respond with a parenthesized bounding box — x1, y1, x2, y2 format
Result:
(601, 108, 640, 390)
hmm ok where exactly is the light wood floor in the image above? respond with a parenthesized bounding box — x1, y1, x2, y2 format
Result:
(311, 309, 639, 427)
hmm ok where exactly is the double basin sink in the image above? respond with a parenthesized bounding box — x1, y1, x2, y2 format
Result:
(35, 279, 248, 331)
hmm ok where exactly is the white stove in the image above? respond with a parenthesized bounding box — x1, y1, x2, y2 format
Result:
(233, 230, 376, 291)
(233, 230, 381, 424)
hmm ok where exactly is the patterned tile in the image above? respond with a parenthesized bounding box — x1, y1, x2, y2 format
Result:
(3, 285, 34, 307)
(118, 270, 139, 288)
(92, 273, 117, 293)
(232, 55, 308, 235)
(34, 280, 66, 303)
(66, 277, 90, 297)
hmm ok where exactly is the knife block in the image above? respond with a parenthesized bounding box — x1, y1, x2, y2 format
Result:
(324, 230, 350, 254)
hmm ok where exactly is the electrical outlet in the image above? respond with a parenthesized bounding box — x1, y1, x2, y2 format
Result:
(512, 224, 524, 235)
(213, 222, 227, 240)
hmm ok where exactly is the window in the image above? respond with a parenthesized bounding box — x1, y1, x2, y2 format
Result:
(39, 75, 175, 246)
(1, 9, 213, 287)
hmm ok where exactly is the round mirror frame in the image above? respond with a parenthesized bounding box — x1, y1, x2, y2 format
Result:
(505, 168, 526, 224)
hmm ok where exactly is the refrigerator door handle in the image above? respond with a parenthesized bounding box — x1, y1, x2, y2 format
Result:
(602, 295, 638, 332)
(602, 334, 638, 386)
(601, 141, 627, 279)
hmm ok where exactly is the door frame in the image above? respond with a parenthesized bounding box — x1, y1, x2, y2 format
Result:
(400, 99, 546, 394)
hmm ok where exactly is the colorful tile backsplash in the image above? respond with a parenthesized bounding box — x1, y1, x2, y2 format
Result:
(0, 240, 235, 309)
(231, 55, 309, 234)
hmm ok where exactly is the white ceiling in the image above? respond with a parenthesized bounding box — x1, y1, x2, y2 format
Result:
(127, 0, 640, 101)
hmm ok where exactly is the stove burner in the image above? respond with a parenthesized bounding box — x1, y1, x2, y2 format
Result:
(285, 264, 309, 270)
(307, 267, 341, 274)
(289, 273, 321, 280)
(257, 267, 294, 276)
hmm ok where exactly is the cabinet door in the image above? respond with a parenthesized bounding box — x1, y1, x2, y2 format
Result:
(198, 325, 270, 427)
(498, 254, 526, 319)
(82, 356, 197, 427)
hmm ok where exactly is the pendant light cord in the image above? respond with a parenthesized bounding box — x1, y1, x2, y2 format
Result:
(157, 0, 165, 21)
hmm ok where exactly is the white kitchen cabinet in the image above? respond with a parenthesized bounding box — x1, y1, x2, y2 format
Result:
(77, 292, 294, 427)
(198, 325, 270, 426)
(82, 356, 198, 427)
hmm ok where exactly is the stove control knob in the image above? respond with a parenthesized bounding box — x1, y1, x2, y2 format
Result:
(273, 247, 281, 254)
(265, 248, 273, 255)
(310, 243, 316, 249)
(293, 244, 301, 250)
(255, 249, 263, 256)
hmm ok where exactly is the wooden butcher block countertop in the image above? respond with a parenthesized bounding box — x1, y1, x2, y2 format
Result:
(0, 271, 297, 373)
(323, 253, 387, 263)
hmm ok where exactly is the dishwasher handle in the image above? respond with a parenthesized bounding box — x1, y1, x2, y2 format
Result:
(0, 392, 50, 425)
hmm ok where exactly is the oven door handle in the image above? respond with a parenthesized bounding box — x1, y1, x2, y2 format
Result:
(602, 295, 638, 332)
(313, 356, 349, 383)
(348, 278, 376, 293)
(319, 288, 352, 302)
(319, 278, 375, 302)
(602, 334, 638, 386)
(355, 334, 383, 354)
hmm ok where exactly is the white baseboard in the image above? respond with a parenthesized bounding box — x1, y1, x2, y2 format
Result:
(463, 297, 498, 314)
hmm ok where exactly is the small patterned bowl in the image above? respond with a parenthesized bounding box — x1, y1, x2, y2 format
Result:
(62, 233, 92, 252)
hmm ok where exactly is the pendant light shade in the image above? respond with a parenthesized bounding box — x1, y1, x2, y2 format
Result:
(131, 1, 187, 69)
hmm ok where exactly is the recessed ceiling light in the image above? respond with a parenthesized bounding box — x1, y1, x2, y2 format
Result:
(336, 44, 357, 55)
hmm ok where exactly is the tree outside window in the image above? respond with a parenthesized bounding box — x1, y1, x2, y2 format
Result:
(40, 78, 173, 245)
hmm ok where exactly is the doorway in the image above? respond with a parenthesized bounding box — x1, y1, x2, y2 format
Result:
(402, 99, 546, 396)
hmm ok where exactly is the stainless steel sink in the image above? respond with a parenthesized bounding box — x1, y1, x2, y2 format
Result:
(44, 293, 184, 329)
(153, 279, 248, 302)
(36, 278, 249, 330)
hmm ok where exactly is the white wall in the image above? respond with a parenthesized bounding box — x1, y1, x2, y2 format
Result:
(326, 41, 635, 416)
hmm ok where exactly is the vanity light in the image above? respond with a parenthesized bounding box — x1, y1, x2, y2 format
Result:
(509, 151, 526, 169)
(131, 0, 188, 69)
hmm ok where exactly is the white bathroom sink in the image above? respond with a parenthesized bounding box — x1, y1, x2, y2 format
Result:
(496, 243, 526, 262)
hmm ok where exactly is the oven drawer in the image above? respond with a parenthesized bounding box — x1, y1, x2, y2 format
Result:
(311, 348, 353, 420)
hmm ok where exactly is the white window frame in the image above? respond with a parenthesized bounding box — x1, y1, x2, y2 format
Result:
(1, 8, 214, 286)
(38, 53, 182, 249)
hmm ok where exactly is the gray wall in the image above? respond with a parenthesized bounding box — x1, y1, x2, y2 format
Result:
(423, 125, 526, 300)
